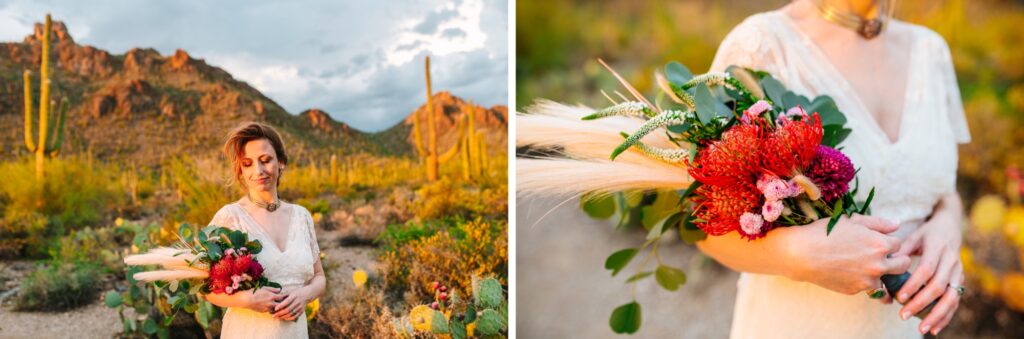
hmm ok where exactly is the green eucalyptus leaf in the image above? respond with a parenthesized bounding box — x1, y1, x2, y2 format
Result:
(760, 76, 786, 108)
(605, 248, 639, 276)
(581, 194, 616, 220)
(625, 271, 654, 283)
(655, 265, 688, 291)
(665, 61, 693, 86)
(609, 301, 642, 334)
(693, 84, 717, 124)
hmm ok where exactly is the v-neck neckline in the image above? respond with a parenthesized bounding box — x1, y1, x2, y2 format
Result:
(234, 201, 294, 253)
(775, 10, 918, 146)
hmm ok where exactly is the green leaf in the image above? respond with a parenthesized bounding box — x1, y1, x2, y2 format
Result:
(679, 214, 707, 244)
(476, 309, 504, 335)
(609, 301, 642, 334)
(860, 187, 876, 215)
(807, 96, 846, 125)
(623, 192, 643, 208)
(649, 212, 683, 240)
(246, 240, 263, 254)
(143, 317, 158, 334)
(229, 230, 246, 248)
(178, 223, 193, 242)
(625, 271, 654, 283)
(665, 61, 692, 86)
(207, 242, 222, 261)
(655, 265, 688, 291)
(693, 84, 717, 124)
(760, 76, 786, 108)
(477, 278, 504, 309)
(826, 199, 844, 235)
(104, 291, 122, 308)
(581, 194, 616, 220)
(605, 248, 639, 276)
(431, 310, 450, 334)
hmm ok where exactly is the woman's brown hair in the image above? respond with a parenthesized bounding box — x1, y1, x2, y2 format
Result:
(223, 122, 288, 189)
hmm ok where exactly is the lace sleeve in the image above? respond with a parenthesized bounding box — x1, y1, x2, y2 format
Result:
(209, 205, 242, 231)
(304, 209, 321, 260)
(709, 14, 778, 74)
(932, 33, 971, 144)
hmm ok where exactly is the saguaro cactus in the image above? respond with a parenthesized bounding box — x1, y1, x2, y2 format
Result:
(424, 56, 440, 181)
(23, 13, 68, 180)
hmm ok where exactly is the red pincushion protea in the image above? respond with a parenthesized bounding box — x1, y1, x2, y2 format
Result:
(762, 113, 823, 177)
(209, 256, 235, 293)
(233, 254, 253, 276)
(687, 113, 824, 239)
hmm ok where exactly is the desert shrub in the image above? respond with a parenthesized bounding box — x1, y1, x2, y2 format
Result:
(411, 178, 507, 221)
(310, 285, 397, 339)
(0, 156, 127, 257)
(379, 218, 507, 301)
(47, 224, 129, 273)
(166, 156, 233, 227)
(15, 261, 104, 311)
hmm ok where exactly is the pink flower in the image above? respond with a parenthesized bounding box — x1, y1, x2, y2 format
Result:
(231, 275, 242, 284)
(740, 212, 764, 236)
(762, 200, 784, 222)
(224, 248, 235, 257)
(225, 286, 234, 294)
(742, 100, 772, 123)
(760, 177, 798, 201)
(748, 100, 771, 115)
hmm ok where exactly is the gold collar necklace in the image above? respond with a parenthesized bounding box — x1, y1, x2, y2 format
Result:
(248, 194, 280, 212)
(811, 0, 895, 39)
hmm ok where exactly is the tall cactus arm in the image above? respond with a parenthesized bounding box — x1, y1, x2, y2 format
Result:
(581, 101, 655, 120)
(38, 78, 50, 157)
(24, 70, 36, 152)
(610, 109, 689, 160)
(438, 116, 465, 163)
(47, 98, 68, 156)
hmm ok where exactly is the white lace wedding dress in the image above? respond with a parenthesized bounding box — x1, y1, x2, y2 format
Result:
(208, 200, 321, 339)
(708, 8, 971, 339)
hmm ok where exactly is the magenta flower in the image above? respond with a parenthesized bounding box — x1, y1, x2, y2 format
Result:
(804, 145, 856, 203)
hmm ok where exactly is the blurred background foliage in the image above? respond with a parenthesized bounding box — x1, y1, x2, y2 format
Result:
(518, 0, 1024, 336)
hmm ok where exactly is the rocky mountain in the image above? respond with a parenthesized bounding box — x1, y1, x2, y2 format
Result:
(0, 19, 506, 166)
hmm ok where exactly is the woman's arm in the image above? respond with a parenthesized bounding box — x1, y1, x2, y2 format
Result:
(697, 214, 912, 295)
(272, 259, 326, 321)
(203, 286, 282, 312)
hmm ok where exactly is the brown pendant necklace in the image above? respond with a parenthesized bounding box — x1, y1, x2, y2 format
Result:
(812, 0, 895, 39)
(248, 194, 280, 212)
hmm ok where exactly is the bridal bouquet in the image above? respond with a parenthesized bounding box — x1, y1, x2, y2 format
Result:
(518, 60, 878, 333)
(124, 226, 282, 295)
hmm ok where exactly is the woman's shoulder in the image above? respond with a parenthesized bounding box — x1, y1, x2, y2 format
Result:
(890, 20, 950, 51)
(286, 202, 313, 219)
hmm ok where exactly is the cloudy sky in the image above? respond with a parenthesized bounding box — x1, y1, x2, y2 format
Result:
(0, 0, 508, 132)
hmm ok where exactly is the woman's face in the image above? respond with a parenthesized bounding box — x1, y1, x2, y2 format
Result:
(240, 138, 284, 194)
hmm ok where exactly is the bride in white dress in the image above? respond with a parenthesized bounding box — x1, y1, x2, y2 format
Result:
(699, 0, 969, 337)
(203, 122, 326, 339)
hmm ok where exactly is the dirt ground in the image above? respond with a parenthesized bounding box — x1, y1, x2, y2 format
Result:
(516, 197, 738, 338)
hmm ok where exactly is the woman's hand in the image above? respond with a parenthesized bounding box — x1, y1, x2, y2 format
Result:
(272, 287, 314, 321)
(781, 214, 912, 295)
(247, 287, 284, 313)
(892, 196, 965, 336)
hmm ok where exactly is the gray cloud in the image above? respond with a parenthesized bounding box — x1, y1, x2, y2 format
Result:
(412, 2, 460, 35)
(0, 0, 507, 132)
(440, 27, 466, 39)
